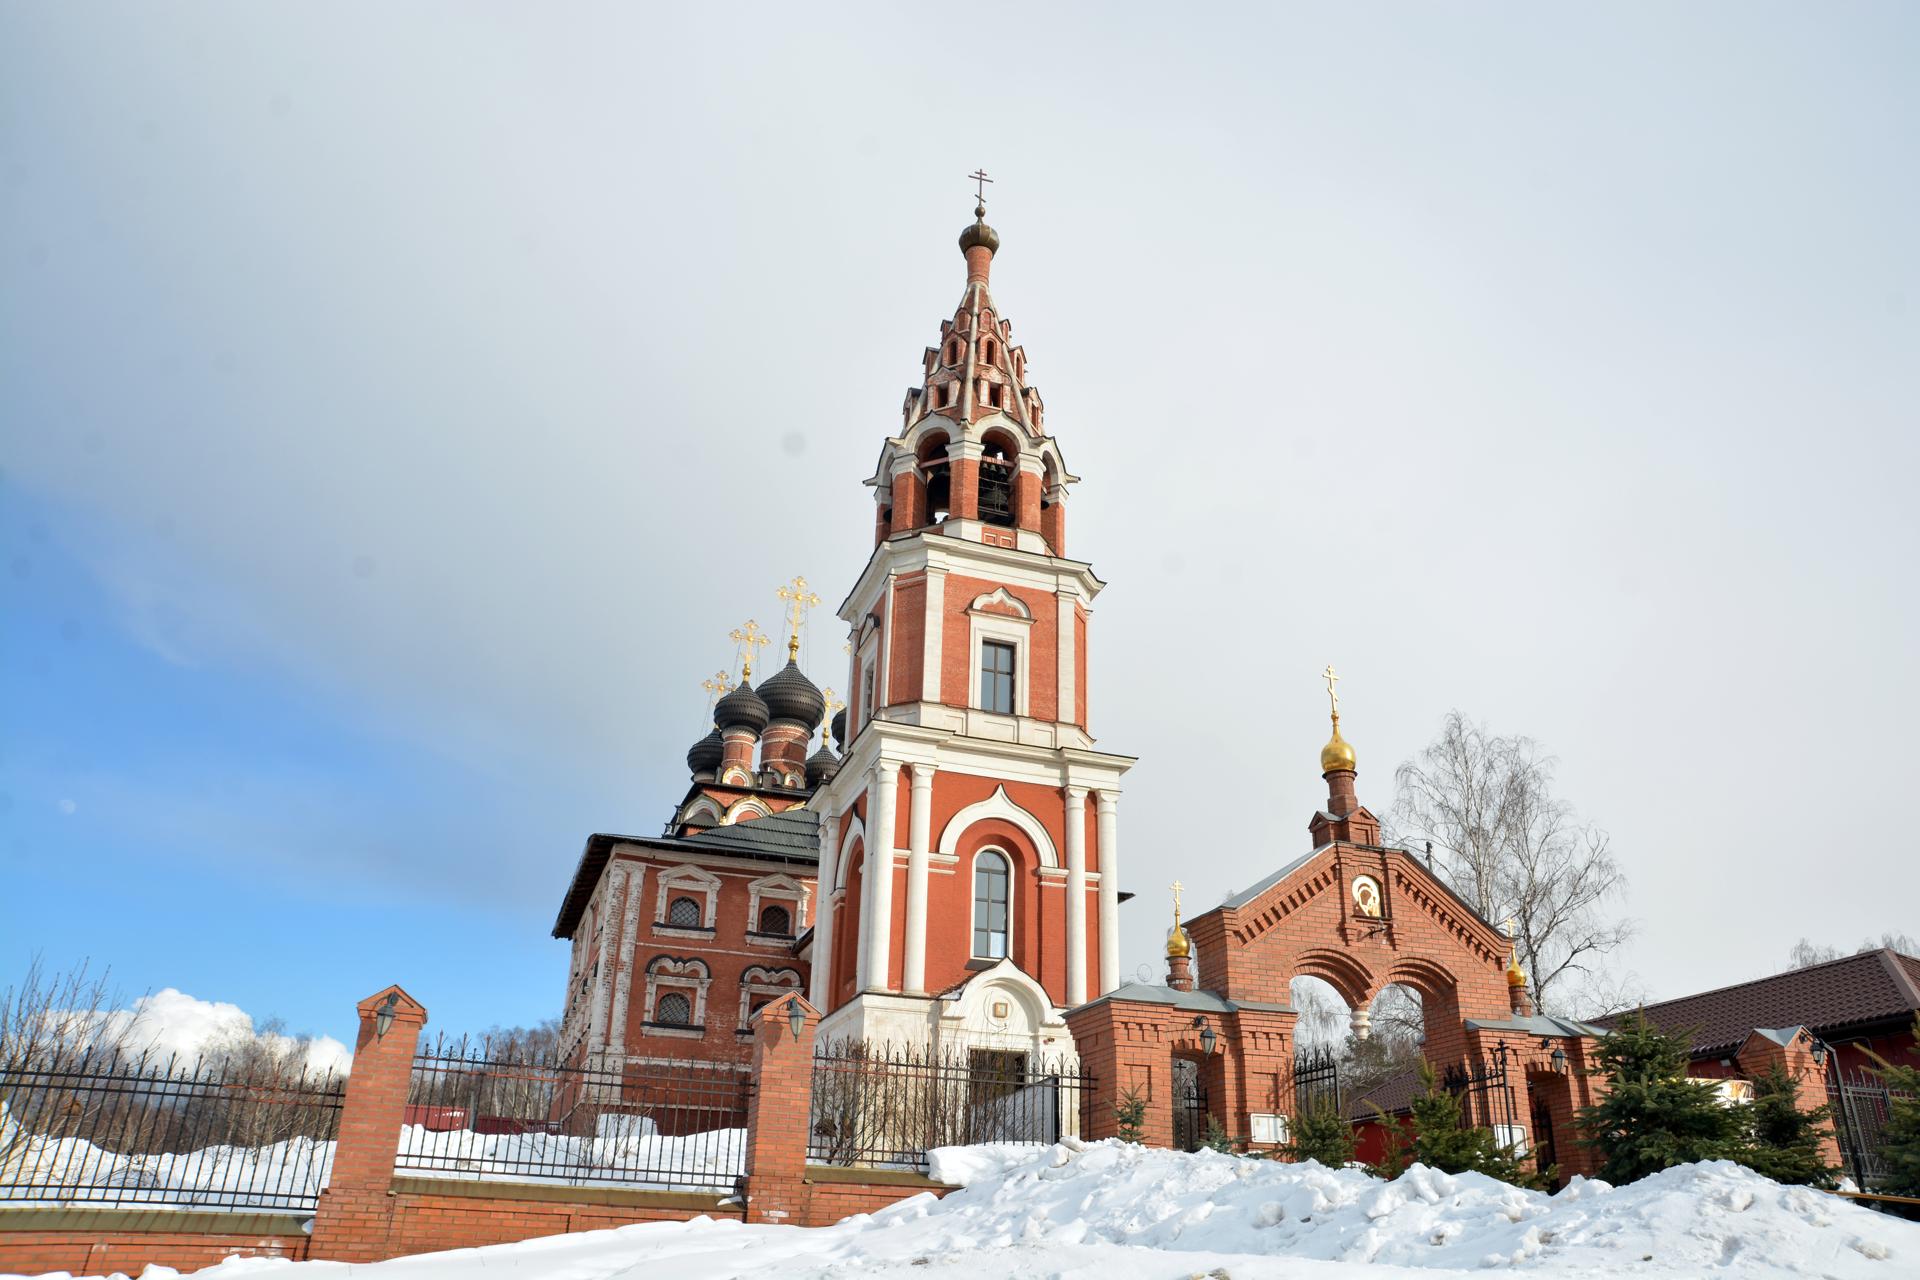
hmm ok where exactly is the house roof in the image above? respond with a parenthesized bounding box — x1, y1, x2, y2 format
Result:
(1347, 1065, 1422, 1120)
(550, 809, 822, 939)
(1597, 949, 1920, 1057)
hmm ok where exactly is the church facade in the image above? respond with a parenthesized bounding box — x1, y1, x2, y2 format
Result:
(551, 197, 1131, 1070)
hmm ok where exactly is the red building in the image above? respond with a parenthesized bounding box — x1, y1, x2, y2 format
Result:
(552, 196, 1133, 1069)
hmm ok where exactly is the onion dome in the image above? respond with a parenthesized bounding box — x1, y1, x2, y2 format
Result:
(958, 201, 1000, 256)
(1166, 924, 1191, 959)
(1320, 714, 1356, 774)
(758, 658, 826, 727)
(805, 743, 841, 788)
(714, 678, 770, 735)
(1506, 951, 1528, 989)
(686, 728, 723, 774)
(830, 708, 847, 748)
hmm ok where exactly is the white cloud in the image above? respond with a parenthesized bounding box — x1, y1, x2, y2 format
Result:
(86, 989, 352, 1077)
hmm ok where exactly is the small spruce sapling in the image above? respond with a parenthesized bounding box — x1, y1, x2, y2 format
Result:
(1862, 1017, 1920, 1197)
(1736, 1061, 1835, 1188)
(1114, 1086, 1148, 1144)
(1404, 1060, 1546, 1188)
(1279, 1100, 1358, 1167)
(1203, 1116, 1236, 1153)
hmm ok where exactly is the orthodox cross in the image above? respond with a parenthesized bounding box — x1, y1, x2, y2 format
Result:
(1322, 663, 1341, 715)
(968, 168, 993, 204)
(729, 620, 769, 682)
(700, 669, 732, 715)
(776, 575, 821, 662)
(820, 686, 845, 746)
(1171, 879, 1184, 929)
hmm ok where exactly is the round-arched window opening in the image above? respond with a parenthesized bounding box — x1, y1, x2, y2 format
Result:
(978, 431, 1017, 528)
(667, 896, 703, 928)
(758, 903, 793, 936)
(919, 431, 953, 520)
(655, 991, 693, 1026)
(972, 849, 1011, 959)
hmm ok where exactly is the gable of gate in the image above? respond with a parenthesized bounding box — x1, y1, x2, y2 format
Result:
(1185, 844, 1513, 1020)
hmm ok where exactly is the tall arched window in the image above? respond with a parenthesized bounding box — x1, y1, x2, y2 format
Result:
(972, 850, 1011, 959)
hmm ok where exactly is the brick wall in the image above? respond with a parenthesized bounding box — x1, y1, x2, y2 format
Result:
(0, 1211, 309, 1276)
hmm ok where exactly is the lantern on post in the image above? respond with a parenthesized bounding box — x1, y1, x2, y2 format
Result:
(788, 1000, 807, 1042)
(1192, 1015, 1216, 1056)
(374, 992, 400, 1039)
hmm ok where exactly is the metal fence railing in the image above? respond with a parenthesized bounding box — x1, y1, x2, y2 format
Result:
(1829, 1065, 1915, 1191)
(0, 1051, 344, 1212)
(808, 1039, 1092, 1172)
(395, 1038, 752, 1193)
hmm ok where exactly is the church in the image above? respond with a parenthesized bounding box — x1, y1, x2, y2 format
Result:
(550, 191, 1134, 1070)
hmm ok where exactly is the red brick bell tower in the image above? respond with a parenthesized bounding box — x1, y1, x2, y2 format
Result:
(806, 185, 1136, 1055)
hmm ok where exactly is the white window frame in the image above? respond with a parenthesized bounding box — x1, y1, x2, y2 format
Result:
(746, 873, 808, 946)
(971, 847, 1014, 961)
(966, 590, 1033, 719)
(642, 957, 710, 1039)
(654, 864, 722, 937)
(736, 965, 804, 1031)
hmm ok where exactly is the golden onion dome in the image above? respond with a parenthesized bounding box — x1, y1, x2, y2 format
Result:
(1320, 719, 1356, 774)
(1505, 954, 1528, 988)
(1166, 925, 1192, 959)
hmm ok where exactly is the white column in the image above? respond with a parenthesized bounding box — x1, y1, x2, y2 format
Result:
(1064, 786, 1088, 1007)
(1096, 790, 1121, 994)
(1055, 589, 1077, 725)
(864, 760, 901, 992)
(811, 815, 838, 1009)
(902, 764, 935, 994)
(921, 570, 946, 703)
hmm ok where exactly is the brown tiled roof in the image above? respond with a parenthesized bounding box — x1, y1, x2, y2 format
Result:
(1347, 1065, 1422, 1120)
(1598, 949, 1920, 1057)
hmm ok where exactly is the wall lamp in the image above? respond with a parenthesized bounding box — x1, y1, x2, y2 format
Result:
(374, 992, 400, 1039)
(788, 1000, 807, 1042)
(1192, 1015, 1216, 1056)
(1811, 1040, 1828, 1067)
(1550, 1047, 1568, 1075)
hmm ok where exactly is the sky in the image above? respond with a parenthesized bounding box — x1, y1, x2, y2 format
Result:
(2, 2, 1915, 1048)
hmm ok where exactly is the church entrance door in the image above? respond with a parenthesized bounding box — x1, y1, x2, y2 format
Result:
(1171, 1056, 1208, 1152)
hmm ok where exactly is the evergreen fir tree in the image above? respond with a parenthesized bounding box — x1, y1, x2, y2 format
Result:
(1278, 1100, 1357, 1167)
(1113, 1086, 1147, 1143)
(1403, 1060, 1546, 1188)
(1203, 1115, 1236, 1153)
(1576, 1009, 1744, 1183)
(1862, 1017, 1920, 1197)
(1735, 1061, 1835, 1188)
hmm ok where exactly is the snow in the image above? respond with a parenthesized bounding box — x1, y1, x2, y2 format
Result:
(391, 1123, 744, 1193)
(9, 1142, 1912, 1280)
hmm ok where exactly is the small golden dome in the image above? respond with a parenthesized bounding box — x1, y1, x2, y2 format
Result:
(1320, 722, 1356, 774)
(1166, 925, 1192, 959)
(1506, 955, 1528, 988)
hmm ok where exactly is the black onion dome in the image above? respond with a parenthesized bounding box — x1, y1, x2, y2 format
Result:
(806, 743, 841, 788)
(958, 203, 1000, 255)
(830, 708, 848, 748)
(758, 658, 826, 727)
(686, 728, 723, 774)
(714, 680, 769, 734)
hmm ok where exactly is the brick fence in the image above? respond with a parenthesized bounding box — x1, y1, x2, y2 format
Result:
(0, 986, 954, 1278)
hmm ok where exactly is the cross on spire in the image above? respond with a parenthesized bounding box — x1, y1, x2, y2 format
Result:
(1322, 663, 1341, 716)
(819, 686, 845, 746)
(700, 669, 732, 710)
(1171, 879, 1184, 926)
(729, 620, 769, 682)
(776, 575, 821, 662)
(968, 168, 993, 205)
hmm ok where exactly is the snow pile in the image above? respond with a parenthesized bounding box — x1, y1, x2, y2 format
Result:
(395, 1124, 744, 1193)
(11, 1142, 1913, 1279)
(905, 1140, 1905, 1275)
(0, 1129, 332, 1212)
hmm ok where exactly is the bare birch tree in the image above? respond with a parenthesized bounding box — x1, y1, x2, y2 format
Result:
(1389, 711, 1632, 1016)
(1786, 931, 1919, 970)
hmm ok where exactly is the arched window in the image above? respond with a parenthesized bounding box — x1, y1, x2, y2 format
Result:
(758, 903, 793, 936)
(972, 850, 1011, 959)
(978, 433, 1016, 528)
(668, 896, 703, 928)
(654, 991, 692, 1026)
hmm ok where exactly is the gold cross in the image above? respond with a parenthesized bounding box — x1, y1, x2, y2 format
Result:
(776, 575, 822, 662)
(1171, 879, 1184, 925)
(1322, 664, 1341, 715)
(968, 168, 993, 203)
(819, 687, 845, 745)
(729, 620, 769, 682)
(700, 669, 732, 710)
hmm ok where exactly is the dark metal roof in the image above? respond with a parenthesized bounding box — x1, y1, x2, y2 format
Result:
(1347, 1065, 1422, 1120)
(1596, 949, 1920, 1057)
(550, 809, 822, 940)
(1068, 981, 1292, 1017)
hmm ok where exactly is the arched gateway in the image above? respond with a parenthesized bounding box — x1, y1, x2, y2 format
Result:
(1063, 689, 1609, 1175)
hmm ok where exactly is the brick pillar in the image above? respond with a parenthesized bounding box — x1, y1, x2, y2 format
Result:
(1735, 1028, 1843, 1168)
(310, 985, 426, 1263)
(743, 991, 818, 1225)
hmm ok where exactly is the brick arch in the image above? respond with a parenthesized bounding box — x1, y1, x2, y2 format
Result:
(1383, 955, 1459, 1001)
(1292, 948, 1377, 1009)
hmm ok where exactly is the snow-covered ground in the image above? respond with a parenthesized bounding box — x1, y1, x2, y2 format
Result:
(10, 1140, 1913, 1280)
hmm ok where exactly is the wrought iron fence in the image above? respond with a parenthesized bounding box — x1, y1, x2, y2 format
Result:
(1292, 1046, 1343, 1119)
(1441, 1046, 1524, 1151)
(0, 1050, 343, 1212)
(1829, 1064, 1914, 1190)
(395, 1038, 752, 1193)
(808, 1039, 1092, 1172)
